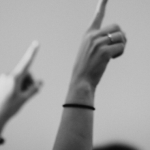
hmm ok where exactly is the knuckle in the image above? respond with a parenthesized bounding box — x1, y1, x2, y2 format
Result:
(112, 24, 121, 31)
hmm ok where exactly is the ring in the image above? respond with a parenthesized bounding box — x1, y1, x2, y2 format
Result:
(107, 33, 114, 44)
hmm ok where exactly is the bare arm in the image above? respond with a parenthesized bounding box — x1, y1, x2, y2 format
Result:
(53, 0, 126, 150)
(53, 80, 95, 150)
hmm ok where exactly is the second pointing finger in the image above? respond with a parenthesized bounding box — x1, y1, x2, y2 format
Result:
(12, 41, 40, 78)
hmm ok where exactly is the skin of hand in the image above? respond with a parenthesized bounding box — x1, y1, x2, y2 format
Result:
(0, 41, 42, 134)
(53, 1, 127, 150)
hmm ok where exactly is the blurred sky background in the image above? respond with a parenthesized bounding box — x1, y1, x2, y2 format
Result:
(0, 0, 150, 149)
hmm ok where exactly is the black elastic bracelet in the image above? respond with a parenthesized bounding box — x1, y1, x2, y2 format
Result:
(0, 137, 5, 145)
(63, 104, 95, 110)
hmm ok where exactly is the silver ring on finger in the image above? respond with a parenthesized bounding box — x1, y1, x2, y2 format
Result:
(107, 33, 114, 44)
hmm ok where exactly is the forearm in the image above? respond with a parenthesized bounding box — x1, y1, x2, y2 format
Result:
(0, 113, 8, 138)
(53, 80, 95, 150)
(0, 102, 12, 137)
(0, 121, 5, 137)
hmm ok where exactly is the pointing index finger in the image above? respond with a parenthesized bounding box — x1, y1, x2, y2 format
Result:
(89, 0, 108, 31)
(12, 41, 40, 77)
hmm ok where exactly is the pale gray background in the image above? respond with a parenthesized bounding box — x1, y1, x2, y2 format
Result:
(0, 0, 149, 149)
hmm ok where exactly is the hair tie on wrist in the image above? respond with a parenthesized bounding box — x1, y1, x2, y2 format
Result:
(63, 104, 95, 110)
(0, 137, 5, 145)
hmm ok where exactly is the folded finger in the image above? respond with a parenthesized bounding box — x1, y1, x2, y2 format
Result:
(95, 24, 122, 38)
(104, 43, 125, 59)
(93, 31, 126, 50)
(104, 32, 126, 45)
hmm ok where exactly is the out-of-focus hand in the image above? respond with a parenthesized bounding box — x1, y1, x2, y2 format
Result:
(0, 41, 42, 124)
(71, 0, 127, 90)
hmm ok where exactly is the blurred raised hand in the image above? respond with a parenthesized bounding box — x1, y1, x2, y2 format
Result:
(0, 41, 42, 133)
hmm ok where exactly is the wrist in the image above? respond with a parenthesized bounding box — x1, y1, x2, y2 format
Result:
(65, 78, 95, 106)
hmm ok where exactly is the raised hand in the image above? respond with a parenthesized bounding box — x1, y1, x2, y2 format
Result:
(0, 41, 42, 126)
(71, 0, 126, 90)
